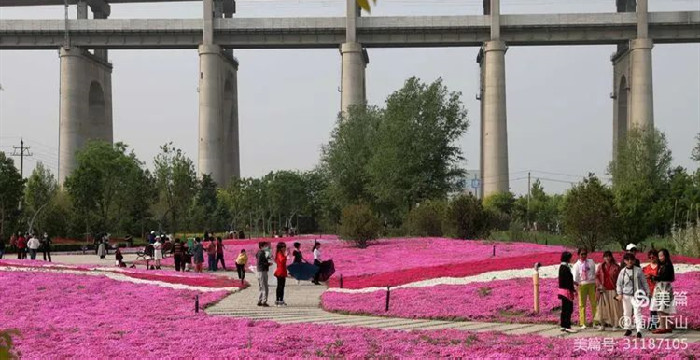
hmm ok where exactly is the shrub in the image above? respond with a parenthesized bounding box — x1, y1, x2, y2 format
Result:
(404, 200, 446, 237)
(445, 194, 492, 240)
(339, 204, 382, 248)
(672, 218, 700, 257)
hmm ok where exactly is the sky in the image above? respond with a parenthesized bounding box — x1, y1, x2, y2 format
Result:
(0, 0, 699, 195)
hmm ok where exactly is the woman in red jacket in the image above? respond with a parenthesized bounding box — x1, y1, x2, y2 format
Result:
(274, 242, 288, 307)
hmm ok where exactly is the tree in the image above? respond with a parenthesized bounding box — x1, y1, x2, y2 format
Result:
(153, 143, 198, 234)
(483, 191, 514, 230)
(190, 174, 219, 231)
(445, 194, 491, 240)
(404, 199, 446, 237)
(367, 77, 469, 223)
(339, 203, 382, 248)
(321, 106, 381, 207)
(23, 162, 57, 234)
(563, 174, 615, 251)
(64, 141, 146, 235)
(0, 152, 24, 240)
(692, 133, 700, 162)
(608, 128, 672, 245)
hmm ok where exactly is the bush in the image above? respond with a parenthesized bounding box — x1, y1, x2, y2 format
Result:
(445, 194, 492, 239)
(339, 204, 382, 248)
(404, 200, 446, 237)
(672, 219, 700, 258)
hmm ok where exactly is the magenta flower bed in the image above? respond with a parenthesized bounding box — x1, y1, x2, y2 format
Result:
(1, 271, 697, 358)
(0, 259, 246, 288)
(322, 272, 700, 329)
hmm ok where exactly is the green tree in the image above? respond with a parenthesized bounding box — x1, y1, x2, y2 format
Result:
(321, 106, 381, 207)
(23, 162, 57, 234)
(368, 77, 469, 223)
(64, 141, 145, 235)
(153, 143, 198, 234)
(445, 194, 491, 239)
(190, 174, 219, 231)
(0, 152, 24, 240)
(339, 203, 382, 248)
(563, 174, 615, 251)
(404, 199, 447, 237)
(483, 191, 514, 230)
(608, 128, 672, 246)
(692, 133, 700, 162)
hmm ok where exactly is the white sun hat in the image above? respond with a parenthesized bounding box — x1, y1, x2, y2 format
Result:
(625, 243, 638, 251)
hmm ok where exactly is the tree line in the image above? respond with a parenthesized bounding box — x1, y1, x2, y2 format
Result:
(1, 77, 699, 256)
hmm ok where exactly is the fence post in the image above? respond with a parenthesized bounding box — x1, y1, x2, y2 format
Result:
(195, 294, 200, 314)
(385, 286, 390, 312)
(492, 245, 496, 257)
(340, 274, 344, 289)
(533, 262, 541, 314)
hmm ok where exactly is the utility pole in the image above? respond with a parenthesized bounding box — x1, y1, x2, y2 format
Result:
(12, 138, 33, 178)
(526, 171, 531, 230)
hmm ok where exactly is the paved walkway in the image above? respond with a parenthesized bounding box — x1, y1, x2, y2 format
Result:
(207, 275, 700, 343)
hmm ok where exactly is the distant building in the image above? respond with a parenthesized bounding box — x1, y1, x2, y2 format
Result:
(449, 170, 481, 200)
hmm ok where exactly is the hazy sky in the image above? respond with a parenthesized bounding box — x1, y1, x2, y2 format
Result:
(1, 0, 699, 195)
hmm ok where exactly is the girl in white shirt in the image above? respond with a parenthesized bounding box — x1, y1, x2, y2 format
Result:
(312, 242, 322, 285)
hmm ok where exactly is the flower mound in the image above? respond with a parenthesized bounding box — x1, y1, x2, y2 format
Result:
(1, 271, 697, 358)
(322, 272, 700, 329)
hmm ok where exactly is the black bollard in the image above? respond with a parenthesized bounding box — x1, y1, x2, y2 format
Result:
(385, 286, 390, 312)
(195, 294, 199, 313)
(492, 245, 496, 257)
(340, 274, 344, 289)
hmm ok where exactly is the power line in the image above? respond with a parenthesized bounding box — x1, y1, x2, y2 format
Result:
(11, 138, 33, 178)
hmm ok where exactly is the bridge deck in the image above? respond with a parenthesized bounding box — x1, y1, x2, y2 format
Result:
(0, 0, 197, 5)
(1, 11, 698, 49)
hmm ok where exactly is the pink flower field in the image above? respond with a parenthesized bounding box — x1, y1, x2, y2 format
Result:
(0, 259, 246, 288)
(322, 272, 700, 329)
(1, 270, 698, 358)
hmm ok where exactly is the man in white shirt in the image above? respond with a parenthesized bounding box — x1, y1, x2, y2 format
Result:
(27, 234, 41, 260)
(572, 248, 597, 328)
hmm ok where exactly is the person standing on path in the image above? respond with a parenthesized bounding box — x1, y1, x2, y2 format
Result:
(17, 233, 26, 259)
(594, 251, 622, 330)
(235, 249, 248, 282)
(616, 252, 650, 338)
(41, 232, 52, 262)
(312, 242, 322, 285)
(650, 249, 676, 335)
(572, 248, 597, 328)
(0, 239, 5, 259)
(256, 242, 272, 307)
(292, 242, 303, 264)
(274, 242, 289, 307)
(97, 237, 107, 259)
(27, 234, 41, 260)
(193, 237, 204, 273)
(173, 238, 184, 272)
(216, 237, 227, 271)
(642, 249, 659, 330)
(153, 237, 163, 269)
(558, 251, 577, 333)
(207, 238, 218, 272)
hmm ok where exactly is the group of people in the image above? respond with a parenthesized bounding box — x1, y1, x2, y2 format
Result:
(558, 244, 676, 338)
(2, 232, 52, 261)
(255, 241, 324, 307)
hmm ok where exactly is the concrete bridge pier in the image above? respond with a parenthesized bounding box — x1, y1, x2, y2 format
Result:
(58, 47, 113, 184)
(58, 0, 113, 184)
(340, 42, 368, 113)
(340, 0, 367, 113)
(198, 44, 240, 185)
(198, 0, 240, 186)
(479, 0, 509, 198)
(612, 0, 654, 155)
